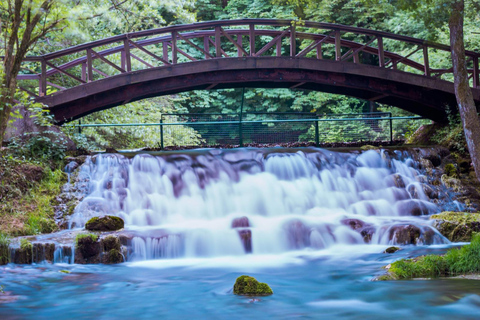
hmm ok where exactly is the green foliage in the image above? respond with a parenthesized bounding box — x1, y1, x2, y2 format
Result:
(388, 233, 480, 279)
(8, 130, 68, 162)
(431, 110, 467, 154)
(20, 239, 33, 251)
(444, 163, 458, 177)
(0, 232, 11, 265)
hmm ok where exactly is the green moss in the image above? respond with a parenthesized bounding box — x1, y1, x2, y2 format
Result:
(387, 233, 480, 279)
(85, 216, 124, 231)
(445, 163, 458, 177)
(101, 235, 120, 252)
(75, 233, 98, 245)
(104, 249, 123, 264)
(430, 212, 480, 242)
(384, 246, 400, 254)
(233, 275, 273, 296)
(59, 270, 71, 274)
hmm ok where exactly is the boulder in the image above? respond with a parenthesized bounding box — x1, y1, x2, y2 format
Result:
(238, 230, 252, 254)
(74, 234, 101, 264)
(430, 212, 480, 242)
(85, 216, 124, 231)
(233, 275, 273, 296)
(388, 225, 421, 245)
(100, 235, 124, 264)
(384, 246, 400, 254)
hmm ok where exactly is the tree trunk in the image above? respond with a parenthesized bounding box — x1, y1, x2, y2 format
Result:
(0, 84, 16, 148)
(449, 0, 480, 182)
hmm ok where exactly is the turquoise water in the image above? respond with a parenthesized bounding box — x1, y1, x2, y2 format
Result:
(1, 246, 480, 319)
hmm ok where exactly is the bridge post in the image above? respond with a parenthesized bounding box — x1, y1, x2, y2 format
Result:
(335, 30, 341, 61)
(86, 48, 93, 82)
(377, 37, 385, 67)
(423, 46, 430, 77)
(40, 59, 46, 97)
(316, 43, 323, 59)
(249, 24, 255, 56)
(172, 31, 178, 64)
(474, 57, 479, 88)
(123, 39, 132, 72)
(160, 118, 164, 150)
(315, 119, 319, 147)
(215, 27, 222, 58)
(290, 24, 296, 56)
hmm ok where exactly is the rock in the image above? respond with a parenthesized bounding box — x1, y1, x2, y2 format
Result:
(457, 159, 471, 174)
(341, 218, 365, 230)
(85, 216, 124, 231)
(231, 216, 250, 228)
(361, 227, 375, 243)
(420, 158, 434, 170)
(238, 230, 252, 254)
(100, 235, 123, 264)
(233, 275, 273, 296)
(32, 243, 55, 263)
(64, 161, 79, 173)
(384, 174, 406, 188)
(430, 212, 480, 242)
(388, 225, 421, 245)
(13, 239, 33, 264)
(395, 199, 436, 216)
(74, 234, 101, 264)
(384, 246, 400, 254)
(441, 174, 462, 192)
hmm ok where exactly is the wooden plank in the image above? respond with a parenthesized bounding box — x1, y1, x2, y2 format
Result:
(290, 24, 296, 56)
(124, 39, 132, 72)
(353, 51, 359, 64)
(249, 24, 255, 56)
(204, 36, 210, 59)
(167, 42, 198, 61)
(335, 30, 341, 61)
(86, 48, 93, 82)
(423, 46, 430, 76)
(389, 46, 421, 69)
(220, 27, 248, 57)
(237, 34, 243, 57)
(276, 38, 282, 56)
(131, 53, 154, 68)
(40, 59, 47, 97)
(91, 49, 126, 73)
(163, 42, 169, 62)
(215, 26, 222, 58)
(129, 40, 171, 65)
(81, 62, 87, 81)
(378, 37, 385, 67)
(172, 31, 178, 64)
(208, 37, 229, 57)
(474, 56, 479, 88)
(92, 67, 108, 78)
(177, 32, 213, 58)
(47, 81, 66, 90)
(45, 61, 86, 84)
(341, 36, 377, 61)
(255, 30, 288, 57)
(316, 43, 322, 59)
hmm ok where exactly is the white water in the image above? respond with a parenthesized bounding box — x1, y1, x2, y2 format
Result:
(68, 148, 450, 260)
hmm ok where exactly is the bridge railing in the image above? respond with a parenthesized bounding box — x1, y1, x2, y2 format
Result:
(64, 112, 428, 150)
(16, 19, 480, 98)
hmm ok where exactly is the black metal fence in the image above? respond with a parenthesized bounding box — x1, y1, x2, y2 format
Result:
(68, 112, 428, 149)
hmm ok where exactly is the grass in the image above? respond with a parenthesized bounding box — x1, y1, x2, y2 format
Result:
(0, 159, 67, 236)
(0, 232, 10, 265)
(75, 233, 99, 245)
(387, 233, 480, 279)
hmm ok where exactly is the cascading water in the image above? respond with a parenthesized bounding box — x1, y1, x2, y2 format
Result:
(68, 148, 452, 261)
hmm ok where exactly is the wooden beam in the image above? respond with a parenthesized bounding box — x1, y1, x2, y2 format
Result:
(163, 42, 169, 62)
(208, 38, 229, 57)
(91, 49, 126, 73)
(220, 28, 248, 57)
(172, 31, 178, 64)
(177, 32, 213, 58)
(423, 46, 430, 76)
(92, 67, 108, 78)
(290, 24, 296, 56)
(335, 30, 341, 61)
(276, 38, 282, 56)
(378, 37, 385, 67)
(204, 36, 210, 59)
(206, 83, 218, 90)
(86, 48, 93, 82)
(316, 43, 322, 59)
(124, 39, 132, 72)
(474, 56, 479, 88)
(167, 42, 198, 61)
(129, 40, 171, 65)
(40, 59, 47, 96)
(249, 24, 255, 56)
(81, 62, 86, 81)
(47, 81, 66, 90)
(45, 61, 86, 84)
(388, 46, 421, 69)
(131, 53, 154, 68)
(237, 34, 243, 57)
(290, 82, 306, 89)
(215, 26, 222, 58)
(341, 36, 377, 61)
(255, 30, 288, 57)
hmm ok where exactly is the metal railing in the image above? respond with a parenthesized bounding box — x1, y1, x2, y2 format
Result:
(67, 112, 428, 149)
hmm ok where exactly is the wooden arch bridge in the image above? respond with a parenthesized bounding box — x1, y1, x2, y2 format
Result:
(17, 19, 480, 124)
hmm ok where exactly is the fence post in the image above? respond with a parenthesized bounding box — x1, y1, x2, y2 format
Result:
(389, 112, 393, 142)
(315, 120, 319, 147)
(239, 87, 245, 147)
(78, 119, 82, 134)
(160, 118, 164, 150)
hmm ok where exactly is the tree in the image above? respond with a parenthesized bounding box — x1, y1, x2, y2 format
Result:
(0, 0, 68, 147)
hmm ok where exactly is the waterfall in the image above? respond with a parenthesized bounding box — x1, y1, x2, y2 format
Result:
(68, 148, 450, 260)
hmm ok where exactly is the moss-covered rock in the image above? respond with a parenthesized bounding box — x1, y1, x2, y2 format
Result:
(444, 163, 458, 177)
(85, 216, 124, 231)
(384, 246, 400, 254)
(75, 233, 100, 264)
(13, 239, 33, 264)
(430, 211, 480, 242)
(100, 235, 123, 264)
(104, 249, 124, 264)
(233, 275, 273, 296)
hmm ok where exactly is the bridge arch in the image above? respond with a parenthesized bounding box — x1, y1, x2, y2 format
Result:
(17, 19, 480, 124)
